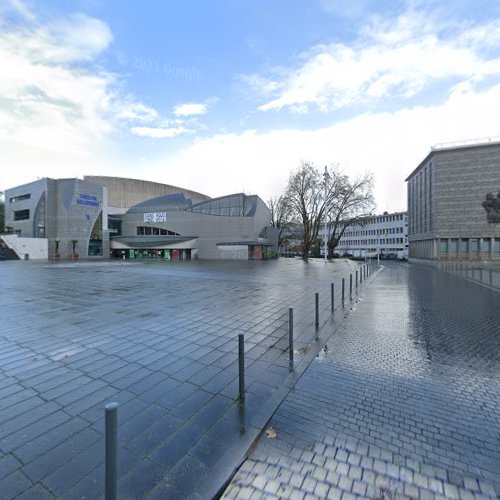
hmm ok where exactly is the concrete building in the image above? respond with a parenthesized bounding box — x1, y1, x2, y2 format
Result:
(83, 175, 209, 214)
(326, 212, 408, 259)
(112, 192, 277, 260)
(4, 177, 277, 260)
(406, 139, 500, 264)
(4, 177, 108, 260)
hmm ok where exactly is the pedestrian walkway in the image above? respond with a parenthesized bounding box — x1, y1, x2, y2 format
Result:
(0, 258, 366, 499)
(223, 263, 500, 499)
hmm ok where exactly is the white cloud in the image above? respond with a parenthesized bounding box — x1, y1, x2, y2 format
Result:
(155, 83, 500, 212)
(131, 126, 188, 138)
(0, 2, 193, 154)
(173, 102, 208, 117)
(253, 14, 500, 113)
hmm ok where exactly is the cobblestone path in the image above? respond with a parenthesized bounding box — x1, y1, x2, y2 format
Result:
(224, 263, 500, 499)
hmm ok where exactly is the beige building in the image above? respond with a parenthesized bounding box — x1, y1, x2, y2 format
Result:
(406, 139, 500, 264)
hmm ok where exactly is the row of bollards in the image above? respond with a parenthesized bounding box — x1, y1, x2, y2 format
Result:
(102, 262, 376, 497)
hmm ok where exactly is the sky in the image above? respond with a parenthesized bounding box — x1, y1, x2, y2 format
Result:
(1, 0, 500, 212)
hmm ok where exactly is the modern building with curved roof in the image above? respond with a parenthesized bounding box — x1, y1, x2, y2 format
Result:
(112, 192, 277, 260)
(83, 175, 210, 214)
(4, 176, 277, 260)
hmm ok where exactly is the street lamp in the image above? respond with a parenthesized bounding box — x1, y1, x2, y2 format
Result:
(323, 166, 329, 264)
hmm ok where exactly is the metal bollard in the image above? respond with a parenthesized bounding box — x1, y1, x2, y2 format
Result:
(238, 334, 245, 403)
(315, 292, 319, 329)
(360, 267, 363, 284)
(105, 402, 118, 500)
(342, 278, 345, 306)
(288, 308, 294, 369)
(331, 283, 334, 312)
(356, 270, 358, 287)
(349, 274, 352, 298)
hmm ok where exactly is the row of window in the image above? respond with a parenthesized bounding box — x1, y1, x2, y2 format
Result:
(367, 214, 406, 224)
(137, 226, 180, 236)
(187, 195, 253, 217)
(408, 162, 432, 235)
(9, 193, 31, 203)
(340, 238, 406, 246)
(344, 226, 405, 237)
(439, 238, 500, 254)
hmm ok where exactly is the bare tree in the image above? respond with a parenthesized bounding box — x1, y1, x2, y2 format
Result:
(283, 161, 328, 260)
(282, 162, 374, 260)
(326, 171, 374, 258)
(268, 195, 293, 250)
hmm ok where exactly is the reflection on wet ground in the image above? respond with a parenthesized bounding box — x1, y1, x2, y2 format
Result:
(0, 257, 366, 499)
(225, 262, 500, 499)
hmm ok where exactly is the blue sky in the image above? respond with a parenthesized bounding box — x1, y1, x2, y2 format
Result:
(1, 0, 500, 211)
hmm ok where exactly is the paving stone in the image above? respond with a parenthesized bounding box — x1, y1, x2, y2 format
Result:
(223, 264, 500, 499)
(3, 260, 500, 500)
(0, 454, 22, 481)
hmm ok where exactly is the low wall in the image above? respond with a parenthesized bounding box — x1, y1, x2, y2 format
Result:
(2, 234, 48, 260)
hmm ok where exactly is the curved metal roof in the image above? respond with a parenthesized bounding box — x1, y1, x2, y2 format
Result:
(127, 193, 192, 213)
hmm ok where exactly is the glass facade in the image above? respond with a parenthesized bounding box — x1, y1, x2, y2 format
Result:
(88, 211, 103, 256)
(188, 194, 255, 217)
(137, 226, 179, 236)
(34, 193, 46, 238)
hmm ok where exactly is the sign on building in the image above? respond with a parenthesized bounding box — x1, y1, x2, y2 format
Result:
(143, 212, 167, 223)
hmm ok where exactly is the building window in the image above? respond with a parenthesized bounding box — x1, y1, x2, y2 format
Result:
(495, 239, 500, 254)
(481, 239, 491, 254)
(470, 238, 479, 254)
(450, 239, 458, 256)
(439, 239, 448, 255)
(14, 209, 30, 221)
(9, 193, 31, 203)
(460, 239, 468, 255)
(136, 226, 180, 236)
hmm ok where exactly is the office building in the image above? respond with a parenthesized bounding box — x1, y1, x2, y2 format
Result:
(406, 139, 500, 264)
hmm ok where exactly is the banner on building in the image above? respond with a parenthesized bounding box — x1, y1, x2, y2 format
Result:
(144, 212, 167, 223)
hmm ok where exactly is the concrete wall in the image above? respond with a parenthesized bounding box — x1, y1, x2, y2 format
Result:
(116, 195, 272, 259)
(6, 178, 109, 259)
(408, 142, 500, 260)
(5, 178, 49, 238)
(2, 234, 48, 259)
(433, 145, 500, 238)
(84, 176, 210, 211)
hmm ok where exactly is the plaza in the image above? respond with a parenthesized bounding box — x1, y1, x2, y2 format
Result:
(0, 258, 360, 498)
(1, 258, 499, 499)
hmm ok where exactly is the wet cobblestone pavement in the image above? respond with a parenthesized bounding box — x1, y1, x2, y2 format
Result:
(223, 263, 500, 500)
(0, 258, 362, 499)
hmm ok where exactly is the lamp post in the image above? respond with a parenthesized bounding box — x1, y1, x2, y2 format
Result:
(323, 166, 329, 264)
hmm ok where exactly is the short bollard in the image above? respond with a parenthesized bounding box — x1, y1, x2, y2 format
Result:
(288, 308, 294, 369)
(349, 274, 352, 299)
(105, 402, 118, 500)
(342, 278, 345, 306)
(238, 334, 245, 403)
(331, 283, 334, 312)
(315, 292, 319, 330)
(360, 267, 363, 284)
(356, 270, 358, 287)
